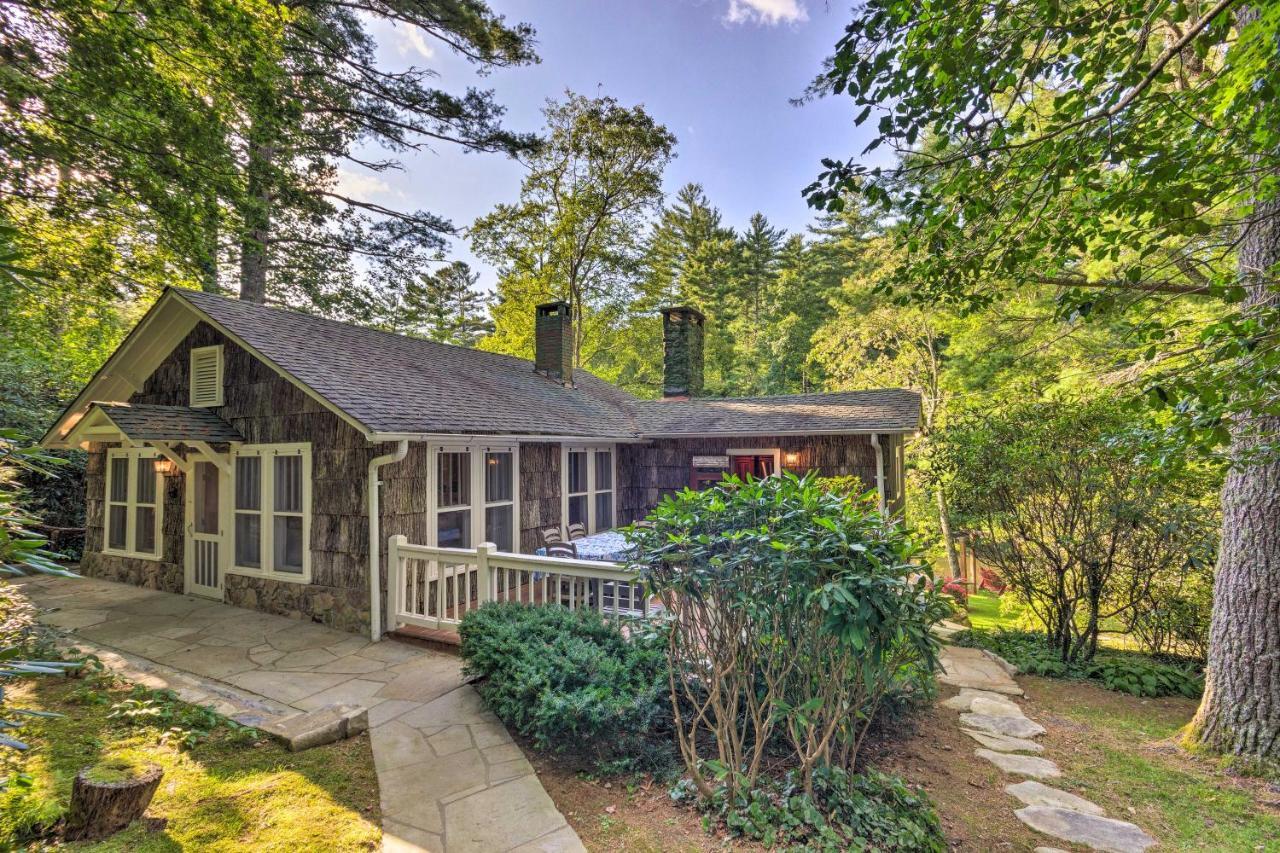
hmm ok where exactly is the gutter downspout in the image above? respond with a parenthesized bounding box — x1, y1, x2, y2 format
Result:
(870, 433, 886, 516)
(368, 440, 409, 642)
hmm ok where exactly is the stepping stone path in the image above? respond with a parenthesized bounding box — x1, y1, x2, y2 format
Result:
(1006, 781, 1105, 816)
(937, 645, 1158, 852)
(974, 748, 1062, 779)
(960, 711, 1047, 739)
(962, 729, 1045, 753)
(1015, 807, 1157, 853)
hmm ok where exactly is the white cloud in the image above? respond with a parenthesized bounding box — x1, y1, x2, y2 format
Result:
(393, 25, 435, 60)
(724, 0, 808, 26)
(336, 169, 395, 199)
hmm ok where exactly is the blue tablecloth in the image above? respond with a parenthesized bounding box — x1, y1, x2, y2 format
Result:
(536, 529, 634, 562)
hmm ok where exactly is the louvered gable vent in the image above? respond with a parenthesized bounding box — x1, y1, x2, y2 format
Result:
(190, 345, 223, 407)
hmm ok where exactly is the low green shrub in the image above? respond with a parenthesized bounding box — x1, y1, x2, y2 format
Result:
(458, 602, 672, 771)
(953, 628, 1203, 698)
(673, 764, 946, 852)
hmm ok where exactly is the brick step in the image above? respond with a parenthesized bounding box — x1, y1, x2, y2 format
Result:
(389, 625, 462, 655)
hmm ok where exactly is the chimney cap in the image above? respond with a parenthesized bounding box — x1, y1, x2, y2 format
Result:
(659, 305, 705, 323)
(536, 301, 571, 316)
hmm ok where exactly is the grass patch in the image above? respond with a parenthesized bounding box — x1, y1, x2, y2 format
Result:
(0, 673, 380, 850)
(964, 592, 1013, 631)
(1026, 678, 1280, 852)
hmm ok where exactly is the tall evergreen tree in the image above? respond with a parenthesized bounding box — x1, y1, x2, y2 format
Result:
(640, 184, 737, 393)
(396, 261, 491, 346)
(234, 0, 539, 307)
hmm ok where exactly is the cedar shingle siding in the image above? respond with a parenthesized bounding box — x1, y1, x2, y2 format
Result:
(82, 322, 376, 633)
(65, 290, 919, 637)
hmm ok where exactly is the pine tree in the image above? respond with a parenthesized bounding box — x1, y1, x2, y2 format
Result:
(400, 262, 492, 347)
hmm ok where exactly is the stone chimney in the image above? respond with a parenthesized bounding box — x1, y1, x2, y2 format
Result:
(661, 306, 705, 399)
(534, 301, 573, 386)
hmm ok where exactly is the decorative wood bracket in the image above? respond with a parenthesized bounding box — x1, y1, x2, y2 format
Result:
(190, 441, 231, 475)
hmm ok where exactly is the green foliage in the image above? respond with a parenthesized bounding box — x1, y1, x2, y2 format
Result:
(936, 397, 1219, 663)
(631, 472, 946, 801)
(954, 628, 1203, 699)
(458, 602, 672, 772)
(673, 764, 945, 852)
(107, 686, 256, 751)
(2, 1, 539, 310)
(474, 92, 677, 378)
(388, 261, 493, 347)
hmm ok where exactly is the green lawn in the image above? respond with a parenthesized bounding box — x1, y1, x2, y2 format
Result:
(1, 673, 380, 850)
(965, 592, 1016, 631)
(1029, 679, 1280, 851)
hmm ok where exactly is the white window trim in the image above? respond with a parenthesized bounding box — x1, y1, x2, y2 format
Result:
(561, 444, 617, 535)
(727, 447, 781, 476)
(103, 447, 164, 561)
(190, 344, 224, 407)
(229, 442, 312, 583)
(426, 441, 521, 553)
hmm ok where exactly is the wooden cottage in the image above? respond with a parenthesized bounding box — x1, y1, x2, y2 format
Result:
(42, 289, 920, 638)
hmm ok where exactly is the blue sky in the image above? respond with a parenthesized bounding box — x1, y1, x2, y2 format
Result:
(348, 0, 879, 289)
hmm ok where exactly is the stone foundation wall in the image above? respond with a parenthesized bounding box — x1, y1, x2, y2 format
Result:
(223, 574, 369, 634)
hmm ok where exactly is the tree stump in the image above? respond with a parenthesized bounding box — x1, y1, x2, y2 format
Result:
(65, 762, 163, 841)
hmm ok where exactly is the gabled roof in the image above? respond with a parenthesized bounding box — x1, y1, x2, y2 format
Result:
(177, 289, 641, 439)
(92, 403, 244, 443)
(43, 287, 920, 447)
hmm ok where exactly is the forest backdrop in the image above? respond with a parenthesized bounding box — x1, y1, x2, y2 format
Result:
(1, 1, 1277, 762)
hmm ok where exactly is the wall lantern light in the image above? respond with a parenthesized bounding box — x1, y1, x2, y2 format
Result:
(154, 457, 180, 476)
(783, 451, 800, 467)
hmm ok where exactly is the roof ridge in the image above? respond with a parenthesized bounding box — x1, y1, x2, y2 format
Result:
(175, 287, 544, 371)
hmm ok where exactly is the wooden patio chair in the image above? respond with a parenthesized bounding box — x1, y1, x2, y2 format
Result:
(540, 527, 563, 547)
(545, 541, 577, 559)
(566, 522, 587, 541)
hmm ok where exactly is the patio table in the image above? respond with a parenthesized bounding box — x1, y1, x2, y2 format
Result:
(534, 528, 635, 563)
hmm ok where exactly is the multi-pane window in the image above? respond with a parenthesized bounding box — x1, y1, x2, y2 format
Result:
(429, 444, 518, 551)
(231, 444, 310, 580)
(562, 445, 615, 535)
(104, 448, 163, 559)
(436, 449, 472, 549)
(484, 449, 515, 552)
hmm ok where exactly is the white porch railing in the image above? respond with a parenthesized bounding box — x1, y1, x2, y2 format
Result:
(388, 535, 653, 633)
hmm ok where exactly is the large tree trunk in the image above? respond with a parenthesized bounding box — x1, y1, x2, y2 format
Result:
(1190, 149, 1280, 759)
(239, 130, 274, 304)
(935, 485, 961, 579)
(200, 194, 219, 293)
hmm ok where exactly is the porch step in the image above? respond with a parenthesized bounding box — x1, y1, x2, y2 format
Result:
(389, 625, 462, 655)
(259, 703, 368, 752)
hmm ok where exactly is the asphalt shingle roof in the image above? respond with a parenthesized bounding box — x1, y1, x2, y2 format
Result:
(631, 390, 921, 436)
(96, 403, 244, 443)
(176, 289, 920, 438)
(179, 290, 640, 438)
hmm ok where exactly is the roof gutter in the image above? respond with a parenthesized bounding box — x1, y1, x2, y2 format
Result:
(368, 439, 408, 642)
(368, 432, 648, 444)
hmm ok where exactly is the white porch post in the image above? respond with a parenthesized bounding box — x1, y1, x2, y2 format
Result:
(368, 440, 409, 641)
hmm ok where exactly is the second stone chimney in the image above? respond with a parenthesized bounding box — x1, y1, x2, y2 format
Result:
(534, 301, 573, 386)
(661, 306, 705, 399)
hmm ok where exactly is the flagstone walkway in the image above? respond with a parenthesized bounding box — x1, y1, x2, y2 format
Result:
(938, 645, 1158, 853)
(13, 574, 583, 853)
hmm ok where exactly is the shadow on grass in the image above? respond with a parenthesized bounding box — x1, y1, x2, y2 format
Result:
(1, 672, 379, 851)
